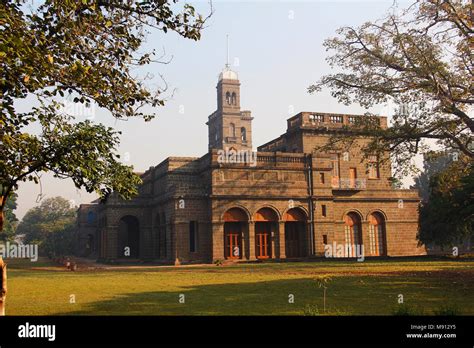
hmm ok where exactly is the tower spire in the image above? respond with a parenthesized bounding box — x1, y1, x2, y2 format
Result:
(226, 34, 230, 68)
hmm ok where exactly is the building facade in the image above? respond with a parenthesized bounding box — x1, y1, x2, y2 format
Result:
(76, 65, 426, 263)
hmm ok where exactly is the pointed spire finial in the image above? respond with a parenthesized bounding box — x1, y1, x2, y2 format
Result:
(226, 34, 230, 68)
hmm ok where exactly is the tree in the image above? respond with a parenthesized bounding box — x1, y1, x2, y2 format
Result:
(0, 0, 210, 230)
(315, 276, 332, 314)
(417, 155, 473, 247)
(412, 150, 453, 202)
(16, 196, 77, 256)
(308, 0, 473, 176)
(0, 193, 17, 241)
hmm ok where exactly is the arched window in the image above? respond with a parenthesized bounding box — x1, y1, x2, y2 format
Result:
(226, 92, 231, 105)
(241, 127, 247, 142)
(231, 92, 237, 105)
(344, 212, 362, 257)
(87, 211, 95, 224)
(230, 123, 236, 137)
(368, 212, 387, 256)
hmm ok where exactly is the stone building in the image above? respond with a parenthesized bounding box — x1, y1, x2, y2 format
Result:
(76, 65, 426, 263)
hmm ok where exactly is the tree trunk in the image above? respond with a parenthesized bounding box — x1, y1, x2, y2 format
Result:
(0, 196, 4, 232)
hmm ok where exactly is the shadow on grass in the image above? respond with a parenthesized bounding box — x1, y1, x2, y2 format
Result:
(55, 274, 472, 316)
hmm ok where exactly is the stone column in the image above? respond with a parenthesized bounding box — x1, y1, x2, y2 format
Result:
(278, 221, 286, 259)
(106, 225, 118, 260)
(212, 222, 225, 261)
(271, 222, 277, 259)
(248, 221, 256, 260)
(141, 226, 153, 259)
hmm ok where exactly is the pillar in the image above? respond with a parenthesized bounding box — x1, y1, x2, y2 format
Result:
(271, 222, 277, 259)
(248, 221, 256, 260)
(278, 221, 286, 259)
(212, 221, 225, 261)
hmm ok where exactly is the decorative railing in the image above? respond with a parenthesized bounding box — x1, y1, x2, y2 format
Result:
(331, 177, 367, 190)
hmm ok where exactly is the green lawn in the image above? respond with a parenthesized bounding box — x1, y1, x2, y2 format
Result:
(5, 257, 474, 315)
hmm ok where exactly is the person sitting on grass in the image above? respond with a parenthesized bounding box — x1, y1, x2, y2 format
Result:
(0, 257, 6, 316)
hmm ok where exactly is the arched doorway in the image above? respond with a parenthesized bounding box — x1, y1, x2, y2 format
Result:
(85, 234, 94, 256)
(284, 208, 308, 258)
(368, 212, 387, 256)
(223, 208, 248, 260)
(344, 212, 362, 257)
(118, 215, 140, 258)
(254, 208, 279, 259)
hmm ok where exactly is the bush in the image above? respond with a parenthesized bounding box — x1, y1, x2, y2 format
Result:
(434, 305, 460, 316)
(393, 304, 424, 316)
(303, 304, 349, 316)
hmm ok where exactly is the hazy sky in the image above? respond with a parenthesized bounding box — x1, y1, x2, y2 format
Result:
(14, 0, 414, 219)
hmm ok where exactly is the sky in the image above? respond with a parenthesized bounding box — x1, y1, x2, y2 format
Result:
(13, 0, 416, 219)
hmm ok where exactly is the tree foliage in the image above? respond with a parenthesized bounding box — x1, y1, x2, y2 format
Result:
(0, 0, 209, 230)
(309, 0, 473, 176)
(16, 196, 77, 256)
(0, 192, 17, 241)
(417, 154, 473, 247)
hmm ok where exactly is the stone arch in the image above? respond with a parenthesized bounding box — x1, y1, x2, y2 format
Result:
(343, 211, 363, 257)
(253, 205, 281, 221)
(221, 206, 251, 222)
(283, 207, 308, 258)
(366, 209, 388, 222)
(254, 207, 280, 259)
(283, 207, 308, 222)
(368, 211, 387, 256)
(118, 215, 140, 258)
(340, 208, 364, 222)
(222, 207, 249, 260)
(281, 206, 309, 221)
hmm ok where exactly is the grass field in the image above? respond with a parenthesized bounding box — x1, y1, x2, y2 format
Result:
(4, 257, 474, 316)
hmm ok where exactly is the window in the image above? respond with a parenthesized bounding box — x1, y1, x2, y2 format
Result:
(348, 116, 356, 124)
(319, 172, 325, 184)
(226, 92, 231, 105)
(331, 154, 340, 188)
(329, 115, 343, 123)
(322, 235, 328, 245)
(189, 221, 198, 253)
(241, 127, 247, 142)
(331, 154, 340, 178)
(87, 211, 95, 224)
(349, 167, 357, 188)
(321, 204, 327, 217)
(368, 155, 380, 179)
(230, 123, 236, 137)
(231, 92, 237, 105)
